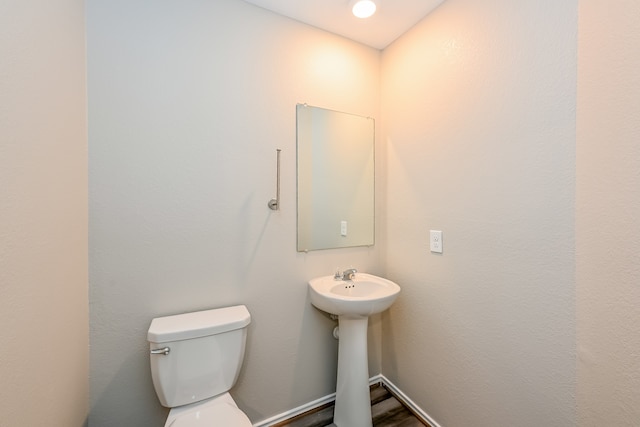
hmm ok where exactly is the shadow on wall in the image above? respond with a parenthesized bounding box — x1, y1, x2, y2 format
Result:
(380, 306, 399, 380)
(91, 347, 167, 426)
(234, 294, 340, 422)
(291, 299, 340, 397)
(236, 193, 275, 285)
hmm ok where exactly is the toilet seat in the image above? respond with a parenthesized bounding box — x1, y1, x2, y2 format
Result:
(168, 401, 251, 427)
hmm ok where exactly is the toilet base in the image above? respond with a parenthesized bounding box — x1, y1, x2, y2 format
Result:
(164, 393, 251, 427)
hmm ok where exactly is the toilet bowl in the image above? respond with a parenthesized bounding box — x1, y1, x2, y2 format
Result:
(147, 305, 252, 427)
(164, 393, 251, 427)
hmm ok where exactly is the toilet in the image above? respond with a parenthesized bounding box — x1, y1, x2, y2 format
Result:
(147, 305, 252, 426)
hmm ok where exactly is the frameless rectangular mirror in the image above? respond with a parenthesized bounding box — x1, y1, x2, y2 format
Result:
(296, 104, 375, 252)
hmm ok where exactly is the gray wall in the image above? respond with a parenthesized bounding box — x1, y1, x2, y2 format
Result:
(0, 0, 89, 425)
(381, 0, 577, 425)
(87, 0, 382, 425)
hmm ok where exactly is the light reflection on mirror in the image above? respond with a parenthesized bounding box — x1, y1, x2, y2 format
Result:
(296, 104, 374, 252)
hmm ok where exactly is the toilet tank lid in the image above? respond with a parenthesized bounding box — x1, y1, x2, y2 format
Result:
(147, 305, 251, 343)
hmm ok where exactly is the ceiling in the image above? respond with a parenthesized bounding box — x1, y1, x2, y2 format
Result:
(241, 0, 445, 50)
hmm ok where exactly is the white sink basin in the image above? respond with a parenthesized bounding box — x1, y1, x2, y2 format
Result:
(308, 273, 400, 318)
(309, 272, 401, 426)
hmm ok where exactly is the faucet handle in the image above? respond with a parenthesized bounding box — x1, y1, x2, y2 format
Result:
(334, 269, 343, 280)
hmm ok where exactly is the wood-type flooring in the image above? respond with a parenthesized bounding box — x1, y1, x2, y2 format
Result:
(272, 383, 431, 427)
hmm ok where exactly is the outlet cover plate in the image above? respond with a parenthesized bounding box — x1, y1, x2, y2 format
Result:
(430, 230, 443, 253)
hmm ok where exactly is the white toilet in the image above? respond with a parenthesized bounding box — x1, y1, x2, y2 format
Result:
(147, 305, 252, 427)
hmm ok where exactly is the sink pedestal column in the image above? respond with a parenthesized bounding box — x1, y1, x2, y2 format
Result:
(334, 316, 372, 427)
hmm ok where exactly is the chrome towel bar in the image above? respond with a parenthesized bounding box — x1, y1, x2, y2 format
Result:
(268, 148, 282, 211)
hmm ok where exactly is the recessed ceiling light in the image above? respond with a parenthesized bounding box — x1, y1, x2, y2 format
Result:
(351, 0, 377, 19)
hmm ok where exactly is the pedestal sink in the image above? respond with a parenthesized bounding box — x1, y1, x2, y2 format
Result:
(308, 273, 400, 427)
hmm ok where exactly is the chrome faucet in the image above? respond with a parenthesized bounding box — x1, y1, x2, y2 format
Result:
(342, 268, 357, 281)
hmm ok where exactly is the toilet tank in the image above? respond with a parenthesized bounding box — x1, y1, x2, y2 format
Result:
(147, 305, 251, 408)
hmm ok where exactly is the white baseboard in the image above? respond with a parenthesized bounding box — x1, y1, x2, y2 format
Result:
(252, 374, 442, 427)
(374, 374, 443, 427)
(251, 391, 336, 427)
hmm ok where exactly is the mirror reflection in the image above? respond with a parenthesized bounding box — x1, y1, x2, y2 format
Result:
(296, 104, 375, 252)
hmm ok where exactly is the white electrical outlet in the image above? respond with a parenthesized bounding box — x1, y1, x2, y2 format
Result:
(341, 221, 348, 236)
(430, 230, 443, 253)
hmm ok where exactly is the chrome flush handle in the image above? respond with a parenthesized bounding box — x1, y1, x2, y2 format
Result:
(150, 347, 170, 356)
